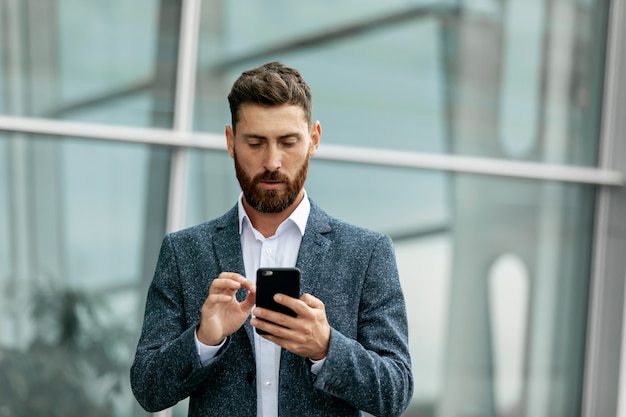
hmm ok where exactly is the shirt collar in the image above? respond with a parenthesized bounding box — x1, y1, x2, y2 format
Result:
(238, 190, 310, 236)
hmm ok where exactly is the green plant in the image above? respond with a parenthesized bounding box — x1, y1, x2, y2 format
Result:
(0, 287, 132, 417)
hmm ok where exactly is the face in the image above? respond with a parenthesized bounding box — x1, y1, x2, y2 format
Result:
(226, 104, 321, 214)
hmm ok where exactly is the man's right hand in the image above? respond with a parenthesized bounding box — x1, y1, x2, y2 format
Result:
(196, 272, 256, 346)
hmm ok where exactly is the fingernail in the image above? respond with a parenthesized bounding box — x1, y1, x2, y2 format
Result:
(274, 294, 282, 302)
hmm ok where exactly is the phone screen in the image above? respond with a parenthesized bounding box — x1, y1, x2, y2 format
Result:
(255, 267, 300, 335)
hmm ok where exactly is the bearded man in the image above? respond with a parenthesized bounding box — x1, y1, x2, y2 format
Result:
(130, 62, 413, 417)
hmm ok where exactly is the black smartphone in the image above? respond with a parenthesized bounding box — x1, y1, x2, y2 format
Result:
(255, 267, 301, 335)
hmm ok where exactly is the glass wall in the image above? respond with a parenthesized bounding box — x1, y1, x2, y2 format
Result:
(1, 1, 623, 417)
(1, 135, 157, 417)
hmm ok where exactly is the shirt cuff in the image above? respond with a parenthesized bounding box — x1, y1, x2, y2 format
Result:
(194, 331, 227, 366)
(309, 357, 326, 375)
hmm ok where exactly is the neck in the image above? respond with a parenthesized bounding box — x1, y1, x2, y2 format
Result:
(243, 191, 304, 238)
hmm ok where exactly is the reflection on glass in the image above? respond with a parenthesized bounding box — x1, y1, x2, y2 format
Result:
(0, 136, 158, 417)
(396, 234, 452, 416)
(438, 175, 593, 417)
(0, 137, 12, 348)
(489, 253, 530, 416)
(306, 160, 449, 236)
(195, 5, 447, 154)
(444, 1, 606, 166)
(0, 286, 134, 417)
(220, 0, 441, 55)
(62, 139, 149, 288)
(185, 149, 240, 228)
(499, 1, 543, 158)
(0, 0, 175, 127)
(58, 0, 159, 106)
(0, 139, 8, 256)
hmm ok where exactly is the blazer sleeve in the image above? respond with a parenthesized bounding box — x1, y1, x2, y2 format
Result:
(130, 234, 215, 412)
(311, 234, 414, 417)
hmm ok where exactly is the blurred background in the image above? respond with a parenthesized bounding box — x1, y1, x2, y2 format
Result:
(1, 0, 625, 416)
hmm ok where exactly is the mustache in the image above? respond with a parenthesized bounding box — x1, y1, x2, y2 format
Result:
(253, 170, 287, 183)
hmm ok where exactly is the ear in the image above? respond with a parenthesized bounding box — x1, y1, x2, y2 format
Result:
(309, 121, 321, 155)
(225, 125, 235, 158)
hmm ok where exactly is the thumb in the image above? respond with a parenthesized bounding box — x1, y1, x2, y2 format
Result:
(241, 290, 257, 312)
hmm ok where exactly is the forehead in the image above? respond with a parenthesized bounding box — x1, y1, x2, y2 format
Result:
(236, 103, 309, 132)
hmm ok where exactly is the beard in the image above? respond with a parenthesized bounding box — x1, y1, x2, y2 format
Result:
(234, 150, 310, 214)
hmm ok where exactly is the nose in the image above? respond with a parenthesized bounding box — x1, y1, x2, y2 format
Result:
(263, 143, 281, 172)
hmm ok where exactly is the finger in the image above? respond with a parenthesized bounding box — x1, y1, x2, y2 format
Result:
(253, 306, 282, 323)
(273, 293, 306, 314)
(218, 272, 256, 293)
(300, 293, 324, 308)
(210, 275, 255, 295)
(251, 316, 293, 339)
(206, 293, 235, 304)
(240, 290, 257, 311)
(253, 308, 297, 332)
(274, 293, 321, 317)
(210, 278, 242, 295)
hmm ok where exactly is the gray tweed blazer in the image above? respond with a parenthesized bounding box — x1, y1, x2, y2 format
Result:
(130, 201, 413, 417)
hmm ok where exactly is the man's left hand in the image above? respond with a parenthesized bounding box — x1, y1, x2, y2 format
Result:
(251, 293, 330, 360)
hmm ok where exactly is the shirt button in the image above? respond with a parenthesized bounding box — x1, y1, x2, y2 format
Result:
(265, 380, 272, 387)
(265, 248, 272, 254)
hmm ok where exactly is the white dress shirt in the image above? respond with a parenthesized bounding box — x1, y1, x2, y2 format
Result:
(195, 191, 323, 417)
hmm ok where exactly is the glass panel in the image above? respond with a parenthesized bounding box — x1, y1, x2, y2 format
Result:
(196, 0, 608, 165)
(429, 175, 593, 417)
(0, 0, 176, 127)
(58, 1, 158, 108)
(303, 19, 445, 154)
(307, 160, 449, 235)
(185, 149, 240, 227)
(0, 138, 11, 347)
(210, 0, 444, 57)
(0, 7, 3, 115)
(0, 133, 160, 417)
(499, 1, 544, 158)
(396, 234, 452, 417)
(446, 0, 609, 166)
(488, 254, 530, 415)
(62, 139, 149, 288)
(195, 11, 447, 154)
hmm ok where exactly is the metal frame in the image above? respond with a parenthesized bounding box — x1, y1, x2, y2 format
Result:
(584, 0, 626, 416)
(0, 114, 622, 187)
(167, 0, 202, 234)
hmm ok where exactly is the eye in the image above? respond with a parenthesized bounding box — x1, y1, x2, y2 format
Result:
(280, 138, 298, 147)
(247, 141, 263, 148)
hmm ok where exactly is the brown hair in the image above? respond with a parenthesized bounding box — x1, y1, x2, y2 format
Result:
(228, 62, 312, 132)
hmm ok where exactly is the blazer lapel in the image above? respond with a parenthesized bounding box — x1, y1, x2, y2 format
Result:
(211, 206, 256, 345)
(296, 202, 332, 297)
(212, 206, 246, 277)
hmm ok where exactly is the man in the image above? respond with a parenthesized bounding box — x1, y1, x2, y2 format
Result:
(130, 62, 413, 417)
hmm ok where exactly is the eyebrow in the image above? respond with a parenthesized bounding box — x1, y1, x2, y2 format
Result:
(242, 133, 302, 140)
